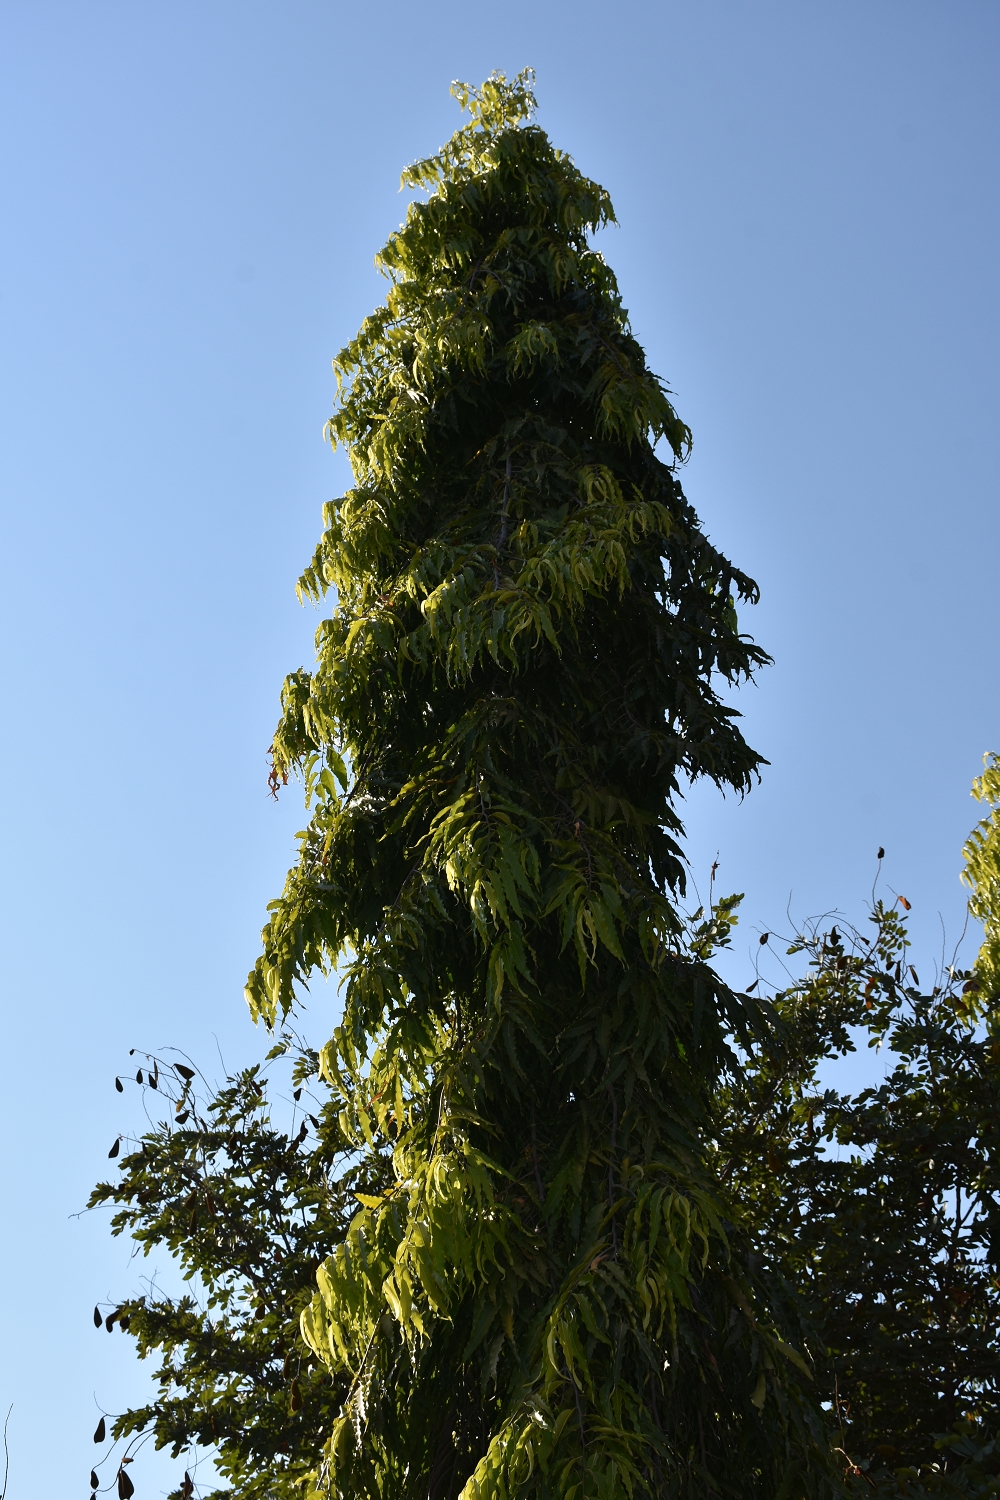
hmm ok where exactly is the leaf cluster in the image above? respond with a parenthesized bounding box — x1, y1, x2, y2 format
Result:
(963, 754, 1000, 1001)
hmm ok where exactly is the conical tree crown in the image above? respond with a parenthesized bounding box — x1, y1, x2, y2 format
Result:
(247, 71, 831, 1500)
(251, 68, 767, 1028)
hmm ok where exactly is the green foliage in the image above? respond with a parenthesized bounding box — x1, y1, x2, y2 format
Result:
(91, 745, 1000, 1500)
(236, 69, 824, 1500)
(963, 753, 1000, 1001)
(88, 1053, 369, 1500)
(99, 69, 1000, 1500)
(716, 891, 1000, 1499)
(248, 66, 768, 1033)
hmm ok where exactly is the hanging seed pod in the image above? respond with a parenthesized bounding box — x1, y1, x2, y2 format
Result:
(135, 1069, 143, 1085)
(94, 1416, 106, 1443)
(289, 1377, 302, 1413)
(115, 1077, 123, 1093)
(91, 1471, 99, 1489)
(118, 1466, 135, 1499)
(93, 1306, 102, 1328)
(175, 1111, 190, 1125)
(175, 1064, 195, 1081)
(108, 1138, 120, 1159)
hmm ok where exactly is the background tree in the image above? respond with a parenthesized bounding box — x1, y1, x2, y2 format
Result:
(714, 827, 1000, 1493)
(90, 1050, 357, 1500)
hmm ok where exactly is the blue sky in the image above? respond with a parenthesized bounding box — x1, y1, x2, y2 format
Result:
(1, 3, 998, 1494)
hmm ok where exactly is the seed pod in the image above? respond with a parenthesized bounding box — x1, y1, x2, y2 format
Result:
(115, 1077, 123, 1093)
(293, 1088, 302, 1101)
(105, 1312, 116, 1332)
(94, 1416, 106, 1443)
(175, 1064, 195, 1081)
(135, 1069, 143, 1085)
(290, 1378, 302, 1412)
(175, 1111, 190, 1125)
(108, 1138, 120, 1159)
(877, 846, 885, 860)
(759, 932, 769, 946)
(91, 1471, 99, 1489)
(118, 1467, 135, 1499)
(93, 1306, 102, 1328)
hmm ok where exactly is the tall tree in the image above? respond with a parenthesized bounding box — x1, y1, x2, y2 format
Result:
(235, 67, 827, 1500)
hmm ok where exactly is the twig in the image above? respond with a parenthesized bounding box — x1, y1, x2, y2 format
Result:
(0, 1405, 10, 1500)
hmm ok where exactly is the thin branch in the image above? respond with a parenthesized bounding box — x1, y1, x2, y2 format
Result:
(0, 1405, 10, 1500)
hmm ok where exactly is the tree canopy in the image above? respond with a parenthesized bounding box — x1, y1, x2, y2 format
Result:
(89, 71, 1000, 1500)
(241, 65, 825, 1500)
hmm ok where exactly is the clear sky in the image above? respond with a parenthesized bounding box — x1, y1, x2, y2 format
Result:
(1, 2, 998, 1494)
